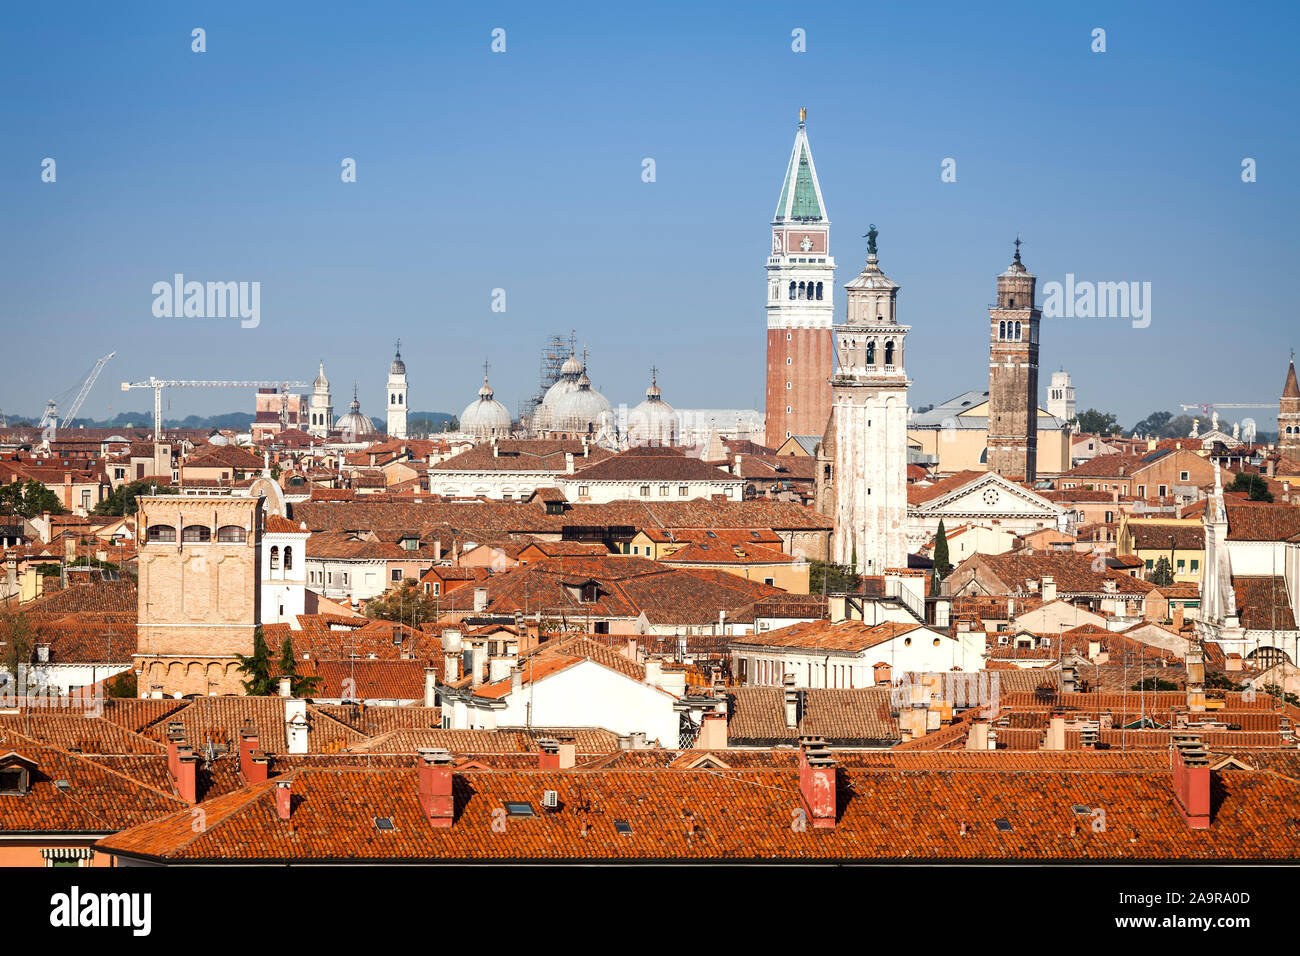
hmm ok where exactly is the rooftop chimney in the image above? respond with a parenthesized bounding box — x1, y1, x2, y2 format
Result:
(537, 738, 561, 770)
(175, 750, 198, 804)
(423, 666, 438, 708)
(285, 698, 309, 755)
(697, 710, 728, 749)
(1185, 643, 1206, 713)
(797, 737, 837, 829)
(278, 675, 292, 698)
(565, 452, 575, 475)
(443, 649, 460, 683)
(165, 722, 185, 780)
(783, 674, 800, 729)
(556, 735, 576, 769)
(1172, 735, 1211, 829)
(473, 587, 488, 612)
(418, 749, 455, 828)
(1045, 714, 1066, 751)
(239, 724, 262, 781)
(644, 658, 663, 688)
(966, 720, 990, 751)
(1041, 575, 1057, 604)
(275, 780, 292, 821)
(873, 662, 892, 686)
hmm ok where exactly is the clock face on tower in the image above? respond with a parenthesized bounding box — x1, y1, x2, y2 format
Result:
(800, 235, 813, 252)
(982, 488, 1000, 507)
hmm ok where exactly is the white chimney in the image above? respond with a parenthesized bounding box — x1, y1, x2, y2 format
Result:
(470, 645, 487, 687)
(1041, 575, 1057, 603)
(278, 675, 291, 698)
(644, 658, 662, 688)
(511, 666, 523, 696)
(565, 452, 575, 474)
(783, 674, 799, 729)
(473, 587, 488, 612)
(285, 699, 308, 755)
(489, 657, 513, 682)
(443, 650, 460, 682)
(423, 667, 437, 707)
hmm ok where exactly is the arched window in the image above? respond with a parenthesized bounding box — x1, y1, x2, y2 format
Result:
(181, 525, 211, 543)
(391, 393, 396, 405)
(147, 525, 177, 542)
(866, 341, 876, 364)
(816, 282, 823, 300)
(884, 341, 895, 366)
(1014, 321, 1022, 340)
(797, 281, 806, 299)
(999, 320, 1006, 340)
(1008, 296, 1015, 308)
(216, 525, 246, 543)
(788, 281, 796, 300)
(398, 394, 403, 405)
(283, 546, 293, 570)
(270, 546, 280, 570)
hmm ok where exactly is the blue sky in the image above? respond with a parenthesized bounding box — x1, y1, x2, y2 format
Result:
(2, 0, 1297, 431)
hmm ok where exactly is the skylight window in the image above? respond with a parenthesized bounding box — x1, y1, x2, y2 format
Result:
(504, 801, 535, 818)
(374, 817, 395, 830)
(994, 818, 1013, 832)
(613, 819, 632, 835)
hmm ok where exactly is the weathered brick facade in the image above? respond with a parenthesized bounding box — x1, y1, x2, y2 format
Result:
(987, 245, 1041, 482)
(134, 495, 262, 697)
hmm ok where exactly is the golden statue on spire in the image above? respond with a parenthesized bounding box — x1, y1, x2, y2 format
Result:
(799, 106, 807, 124)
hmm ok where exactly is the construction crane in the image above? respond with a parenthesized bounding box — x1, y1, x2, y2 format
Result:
(120, 378, 308, 437)
(37, 351, 116, 431)
(1179, 402, 1276, 416)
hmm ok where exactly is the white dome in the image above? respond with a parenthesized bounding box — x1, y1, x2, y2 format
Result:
(460, 377, 512, 439)
(550, 372, 612, 435)
(337, 388, 376, 440)
(627, 375, 678, 446)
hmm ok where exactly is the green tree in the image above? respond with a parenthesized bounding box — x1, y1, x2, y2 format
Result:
(932, 518, 952, 581)
(1150, 555, 1174, 587)
(1227, 471, 1273, 502)
(234, 628, 274, 696)
(1131, 410, 1173, 437)
(1071, 409, 1121, 436)
(106, 670, 137, 698)
(0, 609, 34, 683)
(365, 578, 441, 627)
(276, 637, 320, 697)
(0, 479, 66, 519)
(1131, 677, 1179, 692)
(809, 560, 860, 594)
(93, 479, 177, 517)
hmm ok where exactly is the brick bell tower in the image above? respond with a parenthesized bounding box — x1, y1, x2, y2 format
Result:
(986, 238, 1041, 482)
(765, 108, 835, 446)
(1279, 354, 1300, 458)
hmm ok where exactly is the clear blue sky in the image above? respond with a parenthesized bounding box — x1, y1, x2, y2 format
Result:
(3, 0, 1297, 431)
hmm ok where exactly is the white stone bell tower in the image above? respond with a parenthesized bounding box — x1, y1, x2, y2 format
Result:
(308, 361, 333, 438)
(387, 341, 408, 439)
(819, 227, 909, 574)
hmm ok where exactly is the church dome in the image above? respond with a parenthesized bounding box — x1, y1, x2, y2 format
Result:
(460, 375, 513, 439)
(551, 371, 613, 435)
(336, 387, 377, 440)
(389, 345, 406, 376)
(628, 373, 678, 446)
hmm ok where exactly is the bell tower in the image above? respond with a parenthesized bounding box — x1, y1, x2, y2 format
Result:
(817, 227, 909, 573)
(986, 239, 1041, 482)
(387, 341, 408, 440)
(765, 109, 835, 446)
(1280, 354, 1300, 457)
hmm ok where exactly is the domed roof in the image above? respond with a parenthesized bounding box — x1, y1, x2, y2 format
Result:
(207, 430, 230, 447)
(541, 351, 583, 408)
(628, 372, 678, 445)
(336, 385, 377, 440)
(389, 343, 406, 376)
(560, 353, 583, 377)
(461, 375, 513, 439)
(551, 372, 612, 435)
(313, 361, 329, 390)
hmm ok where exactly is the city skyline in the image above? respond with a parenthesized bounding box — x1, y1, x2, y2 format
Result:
(3, 1, 1297, 428)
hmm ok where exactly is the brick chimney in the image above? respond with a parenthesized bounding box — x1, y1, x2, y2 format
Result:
(797, 737, 837, 829)
(1185, 642, 1206, 712)
(1172, 735, 1211, 829)
(165, 721, 185, 780)
(275, 780, 292, 820)
(239, 724, 261, 781)
(418, 748, 455, 828)
(537, 738, 561, 770)
(175, 750, 198, 803)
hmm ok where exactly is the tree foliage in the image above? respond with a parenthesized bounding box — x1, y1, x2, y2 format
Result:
(277, 637, 320, 697)
(809, 560, 860, 594)
(93, 479, 176, 517)
(0, 479, 66, 519)
(365, 578, 441, 627)
(1150, 555, 1174, 587)
(1227, 471, 1273, 502)
(234, 628, 274, 696)
(1071, 409, 1121, 436)
(0, 609, 34, 680)
(932, 518, 952, 581)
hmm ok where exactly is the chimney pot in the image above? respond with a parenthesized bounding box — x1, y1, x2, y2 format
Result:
(423, 666, 438, 708)
(418, 749, 455, 828)
(275, 780, 292, 820)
